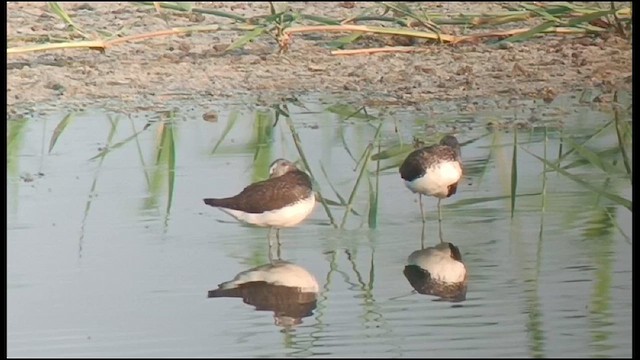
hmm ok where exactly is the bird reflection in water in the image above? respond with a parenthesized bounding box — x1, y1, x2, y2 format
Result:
(208, 260, 319, 328)
(403, 241, 468, 302)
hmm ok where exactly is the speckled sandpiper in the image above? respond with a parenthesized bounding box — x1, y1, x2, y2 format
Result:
(399, 135, 462, 238)
(404, 241, 468, 301)
(203, 159, 316, 255)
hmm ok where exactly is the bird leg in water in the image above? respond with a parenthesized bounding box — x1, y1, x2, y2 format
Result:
(276, 228, 282, 260)
(419, 194, 426, 224)
(421, 221, 426, 249)
(267, 228, 275, 263)
(437, 198, 444, 243)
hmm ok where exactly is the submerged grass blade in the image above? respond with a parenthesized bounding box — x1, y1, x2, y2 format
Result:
(210, 110, 239, 155)
(604, 207, 631, 244)
(7, 118, 28, 178)
(541, 127, 548, 214)
(282, 105, 337, 228)
(338, 125, 358, 163)
(318, 194, 360, 216)
(367, 142, 381, 229)
(89, 121, 153, 161)
(162, 119, 176, 219)
(48, 113, 76, 154)
(613, 92, 632, 181)
(510, 130, 518, 218)
(7, 118, 27, 155)
(165, 118, 176, 217)
(319, 161, 347, 206)
(340, 122, 383, 229)
(560, 147, 621, 171)
(78, 115, 120, 257)
(555, 119, 613, 165)
(130, 118, 152, 188)
(144, 115, 177, 218)
(448, 193, 541, 208)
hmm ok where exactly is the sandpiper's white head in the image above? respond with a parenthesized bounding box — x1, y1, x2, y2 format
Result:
(269, 159, 299, 178)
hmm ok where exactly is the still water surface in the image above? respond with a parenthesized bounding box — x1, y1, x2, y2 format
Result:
(7, 93, 632, 357)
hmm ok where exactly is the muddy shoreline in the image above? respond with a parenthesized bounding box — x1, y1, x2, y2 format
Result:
(7, 2, 632, 116)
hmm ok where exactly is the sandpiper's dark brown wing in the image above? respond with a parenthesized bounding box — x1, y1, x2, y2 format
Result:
(203, 171, 313, 213)
(399, 145, 459, 182)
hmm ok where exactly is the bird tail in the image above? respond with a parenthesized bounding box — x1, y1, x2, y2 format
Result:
(207, 287, 243, 298)
(204, 198, 227, 207)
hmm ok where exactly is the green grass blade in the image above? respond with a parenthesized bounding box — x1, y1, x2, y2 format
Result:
(519, 3, 562, 22)
(48, 2, 75, 26)
(380, 2, 441, 34)
(135, 2, 246, 21)
(370, 142, 414, 161)
(325, 104, 378, 121)
(300, 14, 342, 25)
(327, 33, 363, 48)
(47, 2, 89, 38)
(523, 148, 631, 211)
(560, 136, 622, 174)
(225, 27, 266, 52)
(510, 131, 518, 218)
(252, 110, 274, 165)
(48, 113, 76, 154)
(565, 9, 615, 27)
(500, 21, 557, 43)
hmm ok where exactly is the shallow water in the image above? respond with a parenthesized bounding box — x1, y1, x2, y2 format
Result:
(7, 93, 632, 357)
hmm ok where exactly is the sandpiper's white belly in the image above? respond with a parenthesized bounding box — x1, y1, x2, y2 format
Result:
(408, 248, 466, 283)
(220, 194, 316, 228)
(404, 162, 462, 198)
(218, 261, 319, 293)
